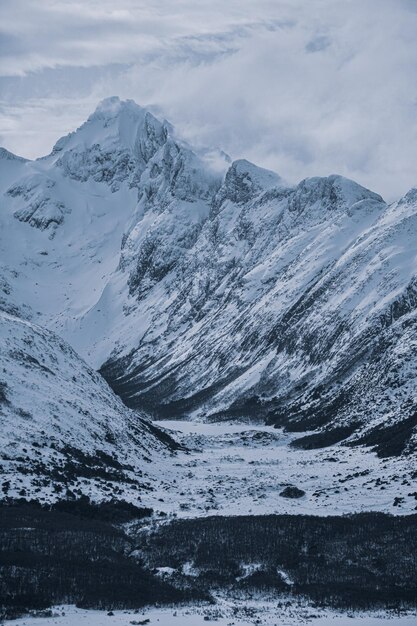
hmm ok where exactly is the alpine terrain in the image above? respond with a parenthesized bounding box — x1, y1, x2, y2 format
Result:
(1, 97, 416, 622)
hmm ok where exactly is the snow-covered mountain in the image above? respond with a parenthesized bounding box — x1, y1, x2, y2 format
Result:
(1, 97, 416, 459)
(0, 311, 178, 503)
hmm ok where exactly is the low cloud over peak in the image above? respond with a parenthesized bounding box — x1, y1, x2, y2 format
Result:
(1, 0, 417, 201)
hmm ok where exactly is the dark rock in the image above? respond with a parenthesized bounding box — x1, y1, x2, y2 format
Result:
(279, 486, 305, 499)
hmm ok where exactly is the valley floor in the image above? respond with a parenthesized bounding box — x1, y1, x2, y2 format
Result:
(3, 420, 416, 623)
(145, 420, 416, 517)
(6, 601, 417, 626)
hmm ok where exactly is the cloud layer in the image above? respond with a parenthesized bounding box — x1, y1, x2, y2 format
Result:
(1, 0, 417, 200)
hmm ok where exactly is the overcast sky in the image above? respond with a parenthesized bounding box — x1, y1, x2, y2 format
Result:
(1, 0, 417, 200)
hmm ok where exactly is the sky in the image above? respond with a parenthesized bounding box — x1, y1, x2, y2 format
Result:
(1, 0, 417, 201)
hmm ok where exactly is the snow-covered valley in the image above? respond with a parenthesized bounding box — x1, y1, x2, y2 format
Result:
(1, 97, 417, 621)
(149, 420, 417, 517)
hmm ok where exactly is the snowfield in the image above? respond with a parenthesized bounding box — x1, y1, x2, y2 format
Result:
(1, 310, 413, 516)
(6, 601, 417, 626)
(149, 420, 417, 517)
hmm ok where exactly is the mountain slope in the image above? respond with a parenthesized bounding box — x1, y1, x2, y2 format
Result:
(98, 166, 417, 456)
(0, 97, 222, 360)
(0, 311, 178, 504)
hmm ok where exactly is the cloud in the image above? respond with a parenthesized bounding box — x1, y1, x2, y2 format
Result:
(1, 0, 417, 200)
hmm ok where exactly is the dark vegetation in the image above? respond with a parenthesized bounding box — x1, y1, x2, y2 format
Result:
(351, 412, 417, 458)
(99, 290, 417, 460)
(0, 499, 205, 620)
(100, 354, 246, 419)
(50, 497, 153, 523)
(291, 423, 361, 450)
(0, 380, 9, 404)
(139, 417, 185, 452)
(134, 512, 417, 611)
(7, 442, 151, 492)
(2, 499, 416, 619)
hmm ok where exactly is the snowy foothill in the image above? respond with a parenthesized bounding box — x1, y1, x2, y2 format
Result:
(0, 311, 178, 504)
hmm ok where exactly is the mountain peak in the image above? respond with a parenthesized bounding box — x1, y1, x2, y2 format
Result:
(89, 96, 146, 122)
(51, 97, 167, 161)
(289, 174, 385, 214)
(219, 158, 284, 204)
(48, 98, 169, 188)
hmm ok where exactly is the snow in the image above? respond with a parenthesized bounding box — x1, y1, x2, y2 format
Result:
(1, 95, 417, 626)
(155, 566, 176, 577)
(237, 562, 263, 580)
(0, 312, 176, 503)
(1, 96, 417, 511)
(51, 97, 166, 162)
(0, 306, 414, 514)
(277, 569, 294, 586)
(6, 602, 416, 626)
(149, 420, 417, 517)
(229, 158, 284, 195)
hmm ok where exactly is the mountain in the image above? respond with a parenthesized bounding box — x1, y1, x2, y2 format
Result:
(1, 97, 416, 458)
(0, 311, 178, 504)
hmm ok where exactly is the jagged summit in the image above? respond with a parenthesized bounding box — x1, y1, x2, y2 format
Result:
(51, 97, 167, 157)
(292, 174, 385, 211)
(91, 95, 144, 117)
(230, 158, 282, 183)
(47, 98, 168, 190)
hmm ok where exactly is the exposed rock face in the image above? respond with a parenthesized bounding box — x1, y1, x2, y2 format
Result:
(1, 97, 417, 456)
(8, 175, 68, 232)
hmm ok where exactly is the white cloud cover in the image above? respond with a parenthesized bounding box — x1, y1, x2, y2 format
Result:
(1, 0, 417, 200)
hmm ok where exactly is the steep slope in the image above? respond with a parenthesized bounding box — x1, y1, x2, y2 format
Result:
(257, 188, 417, 456)
(0, 312, 178, 504)
(94, 174, 375, 394)
(98, 164, 417, 455)
(0, 104, 139, 324)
